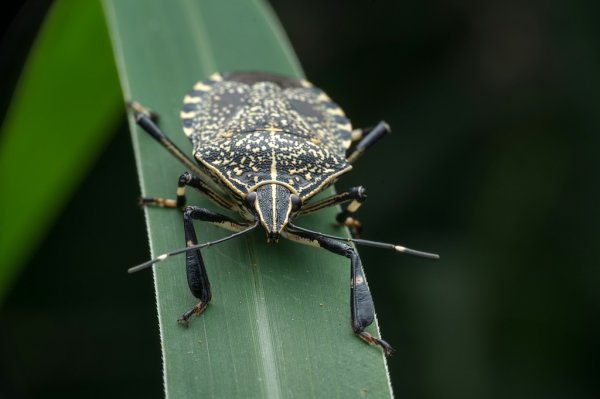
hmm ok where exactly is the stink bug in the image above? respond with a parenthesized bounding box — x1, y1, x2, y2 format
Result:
(129, 72, 438, 356)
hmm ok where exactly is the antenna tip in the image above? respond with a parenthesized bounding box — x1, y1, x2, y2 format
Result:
(394, 245, 439, 260)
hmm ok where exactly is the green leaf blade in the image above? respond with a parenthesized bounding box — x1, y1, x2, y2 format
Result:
(103, 1, 392, 397)
(0, 0, 121, 300)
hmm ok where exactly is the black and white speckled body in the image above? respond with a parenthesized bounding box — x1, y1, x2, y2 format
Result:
(181, 72, 353, 216)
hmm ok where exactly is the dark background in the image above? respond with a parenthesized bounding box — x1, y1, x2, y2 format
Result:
(1, 0, 599, 398)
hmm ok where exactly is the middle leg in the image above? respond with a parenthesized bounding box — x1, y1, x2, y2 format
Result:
(299, 186, 368, 237)
(140, 171, 235, 211)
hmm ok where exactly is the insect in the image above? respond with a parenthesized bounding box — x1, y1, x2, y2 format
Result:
(129, 71, 438, 356)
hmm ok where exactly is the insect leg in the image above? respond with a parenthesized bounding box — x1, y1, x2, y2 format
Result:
(140, 171, 235, 211)
(129, 102, 200, 171)
(300, 186, 367, 237)
(347, 121, 390, 164)
(128, 101, 225, 195)
(179, 206, 251, 324)
(282, 226, 394, 356)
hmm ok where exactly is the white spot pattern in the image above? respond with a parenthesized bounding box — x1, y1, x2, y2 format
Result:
(181, 73, 353, 199)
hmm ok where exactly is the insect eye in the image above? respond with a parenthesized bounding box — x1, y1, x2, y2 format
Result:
(245, 192, 257, 208)
(290, 194, 302, 211)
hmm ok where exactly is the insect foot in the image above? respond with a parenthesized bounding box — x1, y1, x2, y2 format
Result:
(356, 330, 395, 356)
(177, 301, 209, 325)
(127, 100, 159, 122)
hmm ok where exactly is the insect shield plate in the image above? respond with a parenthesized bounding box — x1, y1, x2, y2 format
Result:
(181, 72, 353, 201)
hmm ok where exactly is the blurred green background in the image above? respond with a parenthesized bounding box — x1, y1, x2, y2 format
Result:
(1, 0, 598, 398)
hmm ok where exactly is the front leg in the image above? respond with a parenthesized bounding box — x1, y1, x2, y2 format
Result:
(179, 206, 251, 324)
(282, 225, 394, 356)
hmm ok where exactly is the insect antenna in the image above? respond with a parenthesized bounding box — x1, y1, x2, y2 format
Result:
(287, 223, 439, 260)
(129, 220, 260, 274)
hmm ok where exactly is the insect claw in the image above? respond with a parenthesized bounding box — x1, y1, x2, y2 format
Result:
(378, 339, 395, 357)
(177, 317, 190, 327)
(137, 196, 149, 208)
